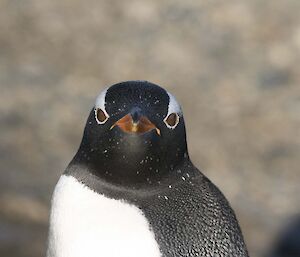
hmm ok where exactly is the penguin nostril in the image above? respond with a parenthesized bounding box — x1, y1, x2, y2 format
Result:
(132, 112, 139, 123)
(130, 107, 142, 123)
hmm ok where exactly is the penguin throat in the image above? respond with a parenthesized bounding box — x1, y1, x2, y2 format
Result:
(72, 142, 187, 187)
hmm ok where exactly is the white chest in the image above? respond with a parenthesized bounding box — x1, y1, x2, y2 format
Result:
(47, 175, 161, 257)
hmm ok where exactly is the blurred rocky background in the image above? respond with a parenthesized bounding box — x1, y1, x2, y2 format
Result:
(0, 0, 299, 257)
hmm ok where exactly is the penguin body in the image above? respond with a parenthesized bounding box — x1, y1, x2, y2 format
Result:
(47, 175, 161, 257)
(47, 81, 249, 257)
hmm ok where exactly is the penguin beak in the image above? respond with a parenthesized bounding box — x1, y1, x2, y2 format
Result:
(110, 109, 161, 136)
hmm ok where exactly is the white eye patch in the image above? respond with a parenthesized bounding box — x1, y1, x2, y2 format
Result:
(164, 92, 182, 129)
(95, 88, 110, 124)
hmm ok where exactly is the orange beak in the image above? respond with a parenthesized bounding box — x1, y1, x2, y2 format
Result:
(110, 113, 161, 135)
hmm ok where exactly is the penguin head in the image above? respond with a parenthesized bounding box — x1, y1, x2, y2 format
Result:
(74, 81, 189, 186)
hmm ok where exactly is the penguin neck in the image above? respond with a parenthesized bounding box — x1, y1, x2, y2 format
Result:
(70, 139, 189, 188)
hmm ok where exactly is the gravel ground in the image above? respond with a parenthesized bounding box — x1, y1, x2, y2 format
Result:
(0, 1, 299, 257)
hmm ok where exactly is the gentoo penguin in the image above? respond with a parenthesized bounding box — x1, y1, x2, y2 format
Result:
(47, 81, 249, 257)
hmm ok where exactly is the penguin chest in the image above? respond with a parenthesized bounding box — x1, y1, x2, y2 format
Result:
(47, 175, 161, 257)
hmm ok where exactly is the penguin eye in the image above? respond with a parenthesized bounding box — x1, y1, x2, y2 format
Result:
(164, 113, 179, 129)
(95, 108, 109, 124)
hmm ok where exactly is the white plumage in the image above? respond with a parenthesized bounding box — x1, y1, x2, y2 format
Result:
(47, 175, 161, 257)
